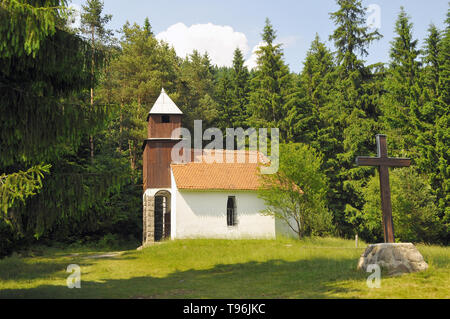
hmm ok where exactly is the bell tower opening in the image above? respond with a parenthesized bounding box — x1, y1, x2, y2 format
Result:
(161, 115, 170, 123)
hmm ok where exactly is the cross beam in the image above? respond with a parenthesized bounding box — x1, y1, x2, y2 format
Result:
(356, 134, 411, 243)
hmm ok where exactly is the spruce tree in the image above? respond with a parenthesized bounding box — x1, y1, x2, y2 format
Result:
(247, 18, 298, 141)
(0, 0, 114, 236)
(215, 69, 235, 130)
(381, 7, 421, 152)
(177, 50, 217, 130)
(380, 7, 449, 243)
(230, 48, 250, 128)
(329, 0, 382, 74)
(213, 48, 251, 137)
(415, 24, 442, 178)
(106, 21, 179, 170)
(80, 0, 112, 161)
(144, 17, 153, 36)
(435, 7, 450, 239)
(422, 24, 441, 97)
(1, 0, 105, 167)
(298, 34, 335, 145)
(326, 0, 383, 236)
(439, 7, 450, 108)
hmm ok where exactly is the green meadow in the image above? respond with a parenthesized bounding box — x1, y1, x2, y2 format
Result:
(0, 237, 448, 299)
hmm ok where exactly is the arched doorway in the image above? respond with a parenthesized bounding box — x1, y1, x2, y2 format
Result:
(154, 190, 171, 241)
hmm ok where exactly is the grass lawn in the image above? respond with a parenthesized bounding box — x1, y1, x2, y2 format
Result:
(0, 237, 448, 298)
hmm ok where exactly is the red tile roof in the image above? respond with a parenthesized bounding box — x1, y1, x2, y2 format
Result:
(171, 150, 267, 190)
(171, 150, 303, 194)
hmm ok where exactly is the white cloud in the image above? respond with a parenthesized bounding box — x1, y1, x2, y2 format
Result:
(156, 22, 249, 67)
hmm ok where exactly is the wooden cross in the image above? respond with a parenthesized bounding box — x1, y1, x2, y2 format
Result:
(356, 134, 411, 243)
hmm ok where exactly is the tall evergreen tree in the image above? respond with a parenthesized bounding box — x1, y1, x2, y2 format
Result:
(214, 48, 251, 131)
(230, 48, 250, 128)
(417, 20, 449, 243)
(329, 0, 382, 74)
(143, 17, 153, 36)
(298, 34, 336, 145)
(439, 7, 450, 109)
(1, 0, 103, 167)
(434, 7, 450, 239)
(381, 7, 421, 152)
(415, 24, 443, 178)
(105, 21, 179, 170)
(0, 0, 116, 239)
(177, 50, 218, 130)
(325, 0, 383, 236)
(422, 24, 441, 98)
(215, 68, 235, 130)
(247, 18, 299, 141)
(80, 0, 112, 161)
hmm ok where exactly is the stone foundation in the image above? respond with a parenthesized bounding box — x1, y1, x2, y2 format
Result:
(143, 193, 155, 246)
(357, 243, 428, 276)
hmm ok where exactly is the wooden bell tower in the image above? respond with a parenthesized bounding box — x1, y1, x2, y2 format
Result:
(142, 88, 183, 190)
(142, 88, 183, 245)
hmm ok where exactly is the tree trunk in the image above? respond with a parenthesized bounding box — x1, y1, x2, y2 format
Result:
(128, 140, 135, 170)
(118, 100, 124, 152)
(296, 215, 303, 240)
(120, 100, 124, 134)
(90, 25, 95, 162)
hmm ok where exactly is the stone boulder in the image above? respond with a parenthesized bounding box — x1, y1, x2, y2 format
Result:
(357, 243, 428, 276)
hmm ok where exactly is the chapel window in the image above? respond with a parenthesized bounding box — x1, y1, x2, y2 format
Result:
(227, 196, 237, 226)
(161, 115, 170, 123)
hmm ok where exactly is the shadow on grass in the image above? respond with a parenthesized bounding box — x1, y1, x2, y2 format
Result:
(0, 256, 94, 282)
(0, 256, 369, 299)
(0, 249, 140, 286)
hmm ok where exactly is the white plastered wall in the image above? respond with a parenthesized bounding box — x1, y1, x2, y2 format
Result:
(170, 169, 298, 239)
(175, 190, 275, 239)
(170, 169, 274, 239)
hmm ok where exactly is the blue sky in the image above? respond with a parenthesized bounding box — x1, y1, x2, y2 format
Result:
(69, 0, 449, 73)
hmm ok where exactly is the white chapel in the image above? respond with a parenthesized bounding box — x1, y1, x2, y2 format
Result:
(141, 88, 296, 245)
